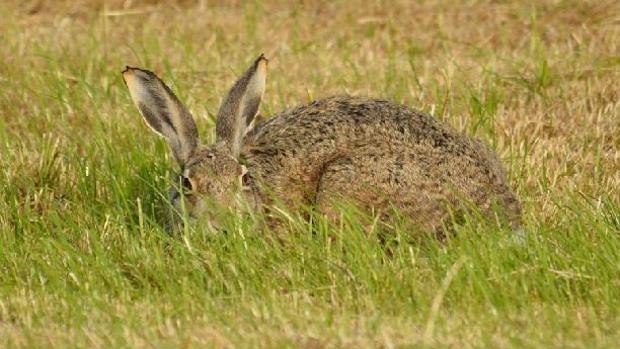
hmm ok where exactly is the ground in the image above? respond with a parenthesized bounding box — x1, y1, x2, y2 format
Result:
(0, 0, 619, 348)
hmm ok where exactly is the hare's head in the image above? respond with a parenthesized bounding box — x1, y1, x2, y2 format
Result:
(122, 55, 268, 229)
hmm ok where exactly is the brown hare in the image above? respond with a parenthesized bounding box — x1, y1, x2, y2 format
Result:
(122, 55, 521, 235)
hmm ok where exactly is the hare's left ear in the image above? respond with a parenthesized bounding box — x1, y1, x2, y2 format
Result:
(216, 54, 268, 157)
(122, 67, 199, 166)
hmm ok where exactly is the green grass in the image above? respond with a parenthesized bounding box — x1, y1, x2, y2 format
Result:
(1, 1, 619, 347)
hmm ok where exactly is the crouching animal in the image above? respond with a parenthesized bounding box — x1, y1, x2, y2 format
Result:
(122, 55, 521, 235)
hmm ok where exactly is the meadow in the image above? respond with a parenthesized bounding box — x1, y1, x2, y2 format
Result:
(0, 0, 619, 348)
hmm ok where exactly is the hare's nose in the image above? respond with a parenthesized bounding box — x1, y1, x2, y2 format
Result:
(168, 188, 180, 202)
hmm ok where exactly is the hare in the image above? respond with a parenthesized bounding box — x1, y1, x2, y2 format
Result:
(122, 54, 521, 235)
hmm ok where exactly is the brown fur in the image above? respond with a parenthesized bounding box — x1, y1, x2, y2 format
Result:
(242, 96, 521, 232)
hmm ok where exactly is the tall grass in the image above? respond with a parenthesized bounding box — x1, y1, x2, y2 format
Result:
(0, 0, 619, 347)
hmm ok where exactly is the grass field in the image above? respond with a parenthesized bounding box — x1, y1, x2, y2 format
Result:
(1, 0, 619, 348)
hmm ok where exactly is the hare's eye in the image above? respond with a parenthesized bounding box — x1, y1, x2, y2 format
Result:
(181, 176, 193, 191)
(177, 175, 193, 192)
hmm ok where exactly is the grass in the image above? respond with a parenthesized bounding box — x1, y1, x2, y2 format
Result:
(0, 0, 619, 347)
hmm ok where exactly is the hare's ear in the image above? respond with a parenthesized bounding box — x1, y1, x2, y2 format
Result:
(122, 67, 199, 166)
(216, 54, 268, 157)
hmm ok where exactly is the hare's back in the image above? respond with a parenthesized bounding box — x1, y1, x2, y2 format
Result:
(242, 95, 520, 228)
(243, 95, 501, 179)
(246, 96, 458, 150)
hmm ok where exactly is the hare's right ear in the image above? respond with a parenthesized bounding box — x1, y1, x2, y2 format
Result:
(122, 67, 199, 166)
(216, 54, 268, 157)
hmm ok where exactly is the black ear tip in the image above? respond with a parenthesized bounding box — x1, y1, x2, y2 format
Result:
(122, 65, 136, 75)
(256, 53, 268, 65)
(121, 66, 160, 83)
